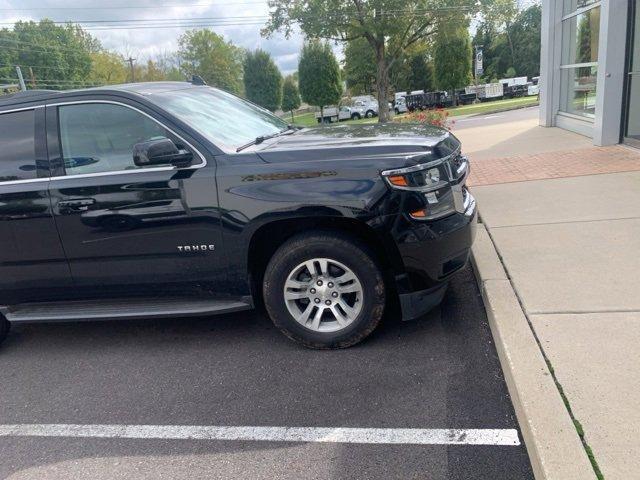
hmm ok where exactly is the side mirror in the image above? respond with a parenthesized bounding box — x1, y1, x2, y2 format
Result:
(133, 138, 193, 168)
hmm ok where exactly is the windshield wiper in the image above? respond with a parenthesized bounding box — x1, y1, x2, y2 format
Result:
(236, 125, 297, 153)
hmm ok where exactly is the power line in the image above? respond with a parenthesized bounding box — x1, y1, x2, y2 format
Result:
(0, 38, 100, 55)
(0, 15, 270, 24)
(0, 77, 105, 85)
(0, 1, 269, 10)
(0, 63, 72, 71)
(0, 6, 476, 26)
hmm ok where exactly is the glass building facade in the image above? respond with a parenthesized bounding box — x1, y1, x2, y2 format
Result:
(540, 0, 638, 146)
(559, 3, 600, 118)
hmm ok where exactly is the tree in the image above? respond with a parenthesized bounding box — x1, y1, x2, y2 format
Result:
(344, 37, 377, 95)
(243, 49, 283, 112)
(298, 41, 342, 122)
(178, 29, 244, 95)
(281, 75, 301, 122)
(434, 20, 472, 91)
(407, 52, 434, 92)
(264, 0, 472, 122)
(473, 4, 541, 81)
(482, 0, 519, 68)
(88, 51, 128, 85)
(0, 20, 95, 89)
(509, 5, 541, 78)
(141, 60, 167, 82)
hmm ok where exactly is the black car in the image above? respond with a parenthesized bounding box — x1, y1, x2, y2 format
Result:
(0, 81, 476, 349)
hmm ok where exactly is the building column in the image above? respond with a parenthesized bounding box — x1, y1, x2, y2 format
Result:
(539, 0, 555, 127)
(540, 0, 564, 128)
(593, 0, 628, 145)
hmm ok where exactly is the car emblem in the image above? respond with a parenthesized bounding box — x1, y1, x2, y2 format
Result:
(177, 245, 215, 252)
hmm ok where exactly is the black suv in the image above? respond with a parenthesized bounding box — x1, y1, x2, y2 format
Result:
(0, 82, 476, 349)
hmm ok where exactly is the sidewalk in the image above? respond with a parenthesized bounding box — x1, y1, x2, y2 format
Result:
(455, 113, 640, 480)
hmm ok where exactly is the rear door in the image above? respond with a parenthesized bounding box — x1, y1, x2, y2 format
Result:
(0, 106, 72, 304)
(46, 99, 226, 299)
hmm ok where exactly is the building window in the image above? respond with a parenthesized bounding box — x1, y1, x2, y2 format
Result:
(559, 2, 601, 119)
(562, 0, 599, 16)
(560, 66, 598, 117)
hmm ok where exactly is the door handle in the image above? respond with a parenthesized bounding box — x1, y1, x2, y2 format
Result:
(58, 198, 96, 212)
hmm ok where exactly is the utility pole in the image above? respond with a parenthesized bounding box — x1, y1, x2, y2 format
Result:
(127, 57, 136, 82)
(15, 65, 26, 91)
(28, 67, 36, 88)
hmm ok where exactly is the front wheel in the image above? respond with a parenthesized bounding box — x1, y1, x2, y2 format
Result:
(263, 232, 385, 349)
(0, 314, 9, 347)
(365, 110, 375, 118)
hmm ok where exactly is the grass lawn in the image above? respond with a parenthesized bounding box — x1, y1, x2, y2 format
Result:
(446, 95, 538, 117)
(288, 95, 539, 127)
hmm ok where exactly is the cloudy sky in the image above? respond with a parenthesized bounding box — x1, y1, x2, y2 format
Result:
(0, 0, 329, 74)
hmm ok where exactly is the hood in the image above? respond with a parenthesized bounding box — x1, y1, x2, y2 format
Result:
(256, 123, 460, 166)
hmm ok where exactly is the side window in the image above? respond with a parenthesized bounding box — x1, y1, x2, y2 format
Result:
(0, 109, 36, 182)
(58, 103, 179, 175)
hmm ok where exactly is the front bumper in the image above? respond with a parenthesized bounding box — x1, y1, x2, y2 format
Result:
(393, 190, 477, 320)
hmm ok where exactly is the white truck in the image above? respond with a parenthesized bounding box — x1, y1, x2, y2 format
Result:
(394, 96, 408, 114)
(315, 104, 368, 123)
(351, 96, 379, 118)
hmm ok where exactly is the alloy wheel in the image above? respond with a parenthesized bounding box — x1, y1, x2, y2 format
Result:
(283, 257, 364, 332)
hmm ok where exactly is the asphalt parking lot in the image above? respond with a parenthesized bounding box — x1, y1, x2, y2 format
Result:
(0, 266, 534, 480)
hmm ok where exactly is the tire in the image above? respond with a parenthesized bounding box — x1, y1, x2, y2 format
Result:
(0, 314, 9, 347)
(365, 110, 375, 118)
(351, 113, 361, 120)
(263, 232, 386, 349)
(394, 108, 399, 115)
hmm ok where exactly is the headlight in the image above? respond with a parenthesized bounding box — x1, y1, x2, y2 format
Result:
(381, 153, 469, 221)
(382, 162, 448, 191)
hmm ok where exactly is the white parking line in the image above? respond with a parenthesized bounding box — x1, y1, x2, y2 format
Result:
(0, 424, 520, 446)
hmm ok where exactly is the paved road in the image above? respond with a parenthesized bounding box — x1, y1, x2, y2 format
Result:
(0, 266, 534, 480)
(453, 106, 539, 130)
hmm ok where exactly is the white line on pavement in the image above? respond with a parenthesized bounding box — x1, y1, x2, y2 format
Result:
(0, 424, 520, 446)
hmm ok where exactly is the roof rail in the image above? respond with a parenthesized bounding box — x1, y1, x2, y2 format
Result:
(190, 75, 207, 86)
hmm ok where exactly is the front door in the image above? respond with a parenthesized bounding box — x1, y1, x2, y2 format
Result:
(47, 100, 226, 299)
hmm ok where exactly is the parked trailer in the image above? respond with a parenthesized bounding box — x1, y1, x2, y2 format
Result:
(503, 84, 528, 98)
(405, 91, 452, 111)
(455, 89, 477, 105)
(498, 76, 528, 87)
(465, 83, 504, 101)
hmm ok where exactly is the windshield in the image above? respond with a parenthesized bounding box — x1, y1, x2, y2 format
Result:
(151, 86, 289, 152)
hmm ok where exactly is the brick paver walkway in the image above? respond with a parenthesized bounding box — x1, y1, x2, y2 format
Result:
(468, 145, 640, 186)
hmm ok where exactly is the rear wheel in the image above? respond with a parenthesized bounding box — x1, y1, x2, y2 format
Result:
(365, 110, 375, 118)
(0, 314, 9, 346)
(263, 232, 385, 349)
(351, 113, 361, 120)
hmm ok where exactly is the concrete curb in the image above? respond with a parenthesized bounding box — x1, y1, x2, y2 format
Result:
(471, 223, 596, 480)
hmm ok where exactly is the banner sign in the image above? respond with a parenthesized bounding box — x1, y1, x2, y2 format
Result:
(475, 48, 484, 77)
